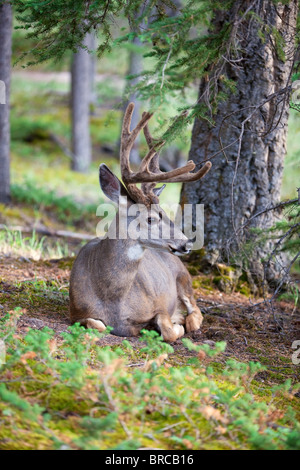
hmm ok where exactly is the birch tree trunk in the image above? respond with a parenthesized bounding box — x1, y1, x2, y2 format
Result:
(181, 0, 299, 285)
(0, 2, 12, 203)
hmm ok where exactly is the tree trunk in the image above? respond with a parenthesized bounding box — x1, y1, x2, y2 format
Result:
(88, 32, 97, 113)
(71, 34, 92, 173)
(0, 2, 12, 204)
(181, 0, 298, 284)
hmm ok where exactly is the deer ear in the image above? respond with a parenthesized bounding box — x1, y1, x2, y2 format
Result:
(153, 185, 166, 198)
(99, 164, 132, 204)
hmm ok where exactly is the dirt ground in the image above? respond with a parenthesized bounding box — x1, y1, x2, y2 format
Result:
(0, 254, 299, 386)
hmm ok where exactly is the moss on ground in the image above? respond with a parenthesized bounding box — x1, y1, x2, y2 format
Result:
(0, 252, 299, 450)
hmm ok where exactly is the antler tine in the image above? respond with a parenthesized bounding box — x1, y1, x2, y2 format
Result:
(119, 103, 212, 205)
(140, 115, 212, 185)
(141, 118, 162, 200)
(141, 115, 163, 174)
(120, 103, 153, 180)
(161, 161, 212, 183)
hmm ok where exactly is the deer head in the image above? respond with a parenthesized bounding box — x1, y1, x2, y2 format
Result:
(99, 103, 212, 256)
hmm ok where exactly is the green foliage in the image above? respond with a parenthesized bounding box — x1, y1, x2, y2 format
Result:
(283, 111, 300, 199)
(0, 309, 299, 450)
(139, 329, 174, 357)
(182, 337, 226, 358)
(0, 227, 73, 260)
(278, 284, 299, 307)
(226, 196, 300, 284)
(13, 0, 125, 65)
(12, 0, 179, 67)
(275, 205, 300, 255)
(259, 200, 300, 270)
(11, 181, 97, 223)
(11, 116, 52, 143)
(12, 0, 299, 146)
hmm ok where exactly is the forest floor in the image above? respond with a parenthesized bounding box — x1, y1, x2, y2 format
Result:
(1, 252, 299, 388)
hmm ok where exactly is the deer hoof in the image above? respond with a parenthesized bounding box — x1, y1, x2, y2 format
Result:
(173, 324, 185, 339)
(85, 318, 106, 332)
(185, 313, 203, 333)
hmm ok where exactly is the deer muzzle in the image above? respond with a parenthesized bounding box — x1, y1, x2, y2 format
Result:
(168, 240, 193, 256)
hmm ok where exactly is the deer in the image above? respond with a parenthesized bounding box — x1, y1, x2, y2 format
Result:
(69, 103, 212, 342)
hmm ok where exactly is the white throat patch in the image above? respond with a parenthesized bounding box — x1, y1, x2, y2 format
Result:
(127, 245, 144, 261)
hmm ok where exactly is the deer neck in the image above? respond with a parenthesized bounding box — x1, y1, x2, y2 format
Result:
(97, 236, 145, 294)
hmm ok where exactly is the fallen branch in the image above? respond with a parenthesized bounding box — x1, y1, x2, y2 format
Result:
(0, 224, 95, 241)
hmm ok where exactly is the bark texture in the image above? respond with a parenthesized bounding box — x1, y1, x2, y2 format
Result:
(71, 34, 92, 173)
(181, 0, 298, 282)
(0, 2, 12, 203)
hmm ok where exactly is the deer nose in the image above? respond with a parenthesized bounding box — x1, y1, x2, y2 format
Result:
(169, 240, 193, 255)
(186, 240, 193, 251)
(183, 240, 193, 254)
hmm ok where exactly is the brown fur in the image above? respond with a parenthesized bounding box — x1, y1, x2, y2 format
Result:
(70, 236, 203, 342)
(69, 103, 208, 342)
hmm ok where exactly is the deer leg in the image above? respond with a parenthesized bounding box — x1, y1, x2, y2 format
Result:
(155, 311, 185, 343)
(177, 275, 203, 333)
(181, 296, 203, 333)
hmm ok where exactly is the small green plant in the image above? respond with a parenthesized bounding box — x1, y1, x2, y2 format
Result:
(139, 329, 174, 357)
(278, 285, 299, 306)
(0, 310, 299, 450)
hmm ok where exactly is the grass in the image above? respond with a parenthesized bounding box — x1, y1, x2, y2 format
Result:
(0, 228, 73, 260)
(11, 181, 98, 224)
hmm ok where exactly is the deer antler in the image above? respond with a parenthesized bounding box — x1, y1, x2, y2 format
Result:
(120, 103, 212, 205)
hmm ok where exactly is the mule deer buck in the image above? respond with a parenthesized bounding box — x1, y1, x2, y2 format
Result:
(69, 103, 211, 342)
